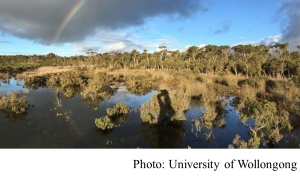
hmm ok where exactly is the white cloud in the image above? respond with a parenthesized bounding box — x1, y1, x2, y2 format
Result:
(198, 44, 207, 48)
(185, 44, 207, 50)
(233, 35, 282, 46)
(73, 30, 180, 53)
(103, 42, 126, 52)
(74, 42, 100, 54)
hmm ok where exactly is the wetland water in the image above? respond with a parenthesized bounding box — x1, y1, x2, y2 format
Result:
(0, 76, 298, 148)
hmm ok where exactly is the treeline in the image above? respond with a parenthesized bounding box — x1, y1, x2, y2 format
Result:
(1, 43, 300, 78)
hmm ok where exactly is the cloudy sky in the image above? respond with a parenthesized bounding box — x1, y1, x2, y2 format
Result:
(0, 0, 299, 56)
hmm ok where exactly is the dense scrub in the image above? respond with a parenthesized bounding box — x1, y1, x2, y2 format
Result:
(1, 43, 300, 78)
(0, 92, 31, 121)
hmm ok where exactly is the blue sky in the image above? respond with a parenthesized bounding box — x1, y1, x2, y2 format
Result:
(0, 0, 299, 56)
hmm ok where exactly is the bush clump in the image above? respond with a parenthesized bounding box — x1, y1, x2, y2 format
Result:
(0, 92, 30, 115)
(95, 116, 114, 131)
(265, 79, 277, 92)
(238, 77, 264, 89)
(106, 103, 129, 117)
(291, 76, 300, 87)
(95, 103, 130, 130)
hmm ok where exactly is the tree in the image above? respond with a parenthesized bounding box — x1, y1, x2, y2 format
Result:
(142, 49, 150, 68)
(130, 49, 139, 68)
(186, 46, 198, 61)
(46, 52, 56, 58)
(158, 46, 167, 61)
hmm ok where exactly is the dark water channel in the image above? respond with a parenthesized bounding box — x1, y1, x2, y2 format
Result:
(0, 78, 297, 148)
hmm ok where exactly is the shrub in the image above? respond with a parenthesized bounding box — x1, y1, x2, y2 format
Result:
(238, 77, 264, 89)
(95, 103, 129, 131)
(195, 76, 204, 82)
(95, 116, 114, 131)
(291, 76, 300, 87)
(265, 79, 277, 92)
(214, 77, 229, 86)
(0, 92, 30, 115)
(106, 103, 129, 117)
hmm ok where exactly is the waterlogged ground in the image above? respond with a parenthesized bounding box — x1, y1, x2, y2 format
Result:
(1, 77, 295, 148)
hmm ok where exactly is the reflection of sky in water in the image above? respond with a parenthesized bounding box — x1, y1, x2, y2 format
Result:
(0, 78, 26, 94)
(183, 97, 251, 148)
(106, 89, 158, 108)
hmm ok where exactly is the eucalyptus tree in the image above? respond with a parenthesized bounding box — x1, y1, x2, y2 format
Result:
(218, 45, 231, 62)
(269, 43, 290, 59)
(130, 49, 139, 68)
(194, 45, 224, 74)
(107, 51, 119, 68)
(231, 44, 258, 78)
(142, 49, 151, 68)
(186, 46, 199, 61)
(158, 46, 167, 62)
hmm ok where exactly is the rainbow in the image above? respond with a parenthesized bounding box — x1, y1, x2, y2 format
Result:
(52, 0, 89, 44)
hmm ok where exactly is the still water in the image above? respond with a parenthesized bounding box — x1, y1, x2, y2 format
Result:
(0, 78, 266, 148)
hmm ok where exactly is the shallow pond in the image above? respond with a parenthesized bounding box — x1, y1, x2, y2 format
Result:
(0, 78, 298, 148)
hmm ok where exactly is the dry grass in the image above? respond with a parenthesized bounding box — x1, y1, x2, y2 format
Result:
(20, 66, 75, 77)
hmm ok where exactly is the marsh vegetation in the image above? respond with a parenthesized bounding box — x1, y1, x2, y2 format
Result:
(1, 43, 300, 148)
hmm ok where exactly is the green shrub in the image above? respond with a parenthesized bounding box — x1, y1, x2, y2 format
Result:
(95, 116, 114, 131)
(0, 92, 30, 115)
(106, 103, 129, 117)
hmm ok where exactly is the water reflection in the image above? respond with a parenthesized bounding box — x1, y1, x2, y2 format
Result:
(140, 122, 185, 148)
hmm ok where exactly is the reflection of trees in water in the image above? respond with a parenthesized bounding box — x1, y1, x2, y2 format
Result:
(51, 91, 71, 121)
(140, 122, 185, 148)
(0, 73, 11, 85)
(190, 121, 214, 140)
(80, 85, 115, 110)
(285, 130, 300, 148)
(188, 98, 227, 147)
(23, 76, 48, 90)
(0, 112, 27, 123)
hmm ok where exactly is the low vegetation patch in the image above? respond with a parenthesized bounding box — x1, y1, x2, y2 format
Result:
(107, 103, 129, 117)
(95, 103, 130, 130)
(0, 92, 31, 115)
(95, 116, 114, 131)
